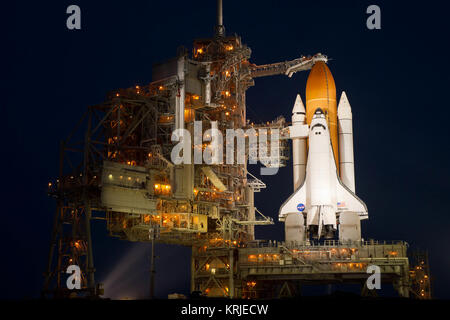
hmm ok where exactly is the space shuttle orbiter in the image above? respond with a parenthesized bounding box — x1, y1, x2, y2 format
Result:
(280, 107, 368, 240)
(279, 61, 368, 242)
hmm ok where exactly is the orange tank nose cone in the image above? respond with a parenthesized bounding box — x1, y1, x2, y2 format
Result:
(305, 61, 339, 168)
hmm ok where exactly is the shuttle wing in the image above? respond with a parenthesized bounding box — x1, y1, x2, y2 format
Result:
(329, 134, 368, 220)
(279, 183, 307, 221)
(336, 181, 368, 220)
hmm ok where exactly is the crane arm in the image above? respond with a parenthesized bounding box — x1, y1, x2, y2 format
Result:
(249, 53, 327, 78)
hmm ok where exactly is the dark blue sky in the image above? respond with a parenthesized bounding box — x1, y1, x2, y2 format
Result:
(2, 0, 450, 299)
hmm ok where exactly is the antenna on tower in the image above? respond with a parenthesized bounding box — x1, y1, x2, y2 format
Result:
(215, 0, 225, 37)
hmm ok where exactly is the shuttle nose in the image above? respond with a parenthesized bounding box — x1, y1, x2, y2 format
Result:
(311, 108, 327, 130)
(314, 108, 324, 115)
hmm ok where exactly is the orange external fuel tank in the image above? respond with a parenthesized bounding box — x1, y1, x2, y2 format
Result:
(305, 61, 339, 169)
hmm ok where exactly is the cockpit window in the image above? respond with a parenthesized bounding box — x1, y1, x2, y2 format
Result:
(311, 123, 326, 130)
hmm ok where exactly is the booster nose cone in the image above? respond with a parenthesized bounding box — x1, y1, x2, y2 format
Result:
(337, 91, 352, 119)
(305, 61, 338, 168)
(292, 94, 306, 114)
(292, 94, 306, 124)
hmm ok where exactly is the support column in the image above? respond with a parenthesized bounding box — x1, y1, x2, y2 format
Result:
(229, 249, 234, 298)
(246, 186, 255, 240)
(175, 54, 186, 135)
(84, 203, 95, 291)
(190, 246, 196, 294)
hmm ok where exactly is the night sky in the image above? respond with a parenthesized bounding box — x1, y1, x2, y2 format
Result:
(3, 0, 450, 299)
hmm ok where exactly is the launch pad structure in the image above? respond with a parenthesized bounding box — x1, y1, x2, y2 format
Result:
(43, 0, 430, 299)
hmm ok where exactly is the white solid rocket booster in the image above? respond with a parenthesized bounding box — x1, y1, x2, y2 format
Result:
(337, 91, 355, 193)
(292, 94, 307, 191)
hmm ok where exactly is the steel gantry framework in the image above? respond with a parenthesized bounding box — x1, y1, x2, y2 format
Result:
(42, 7, 326, 298)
